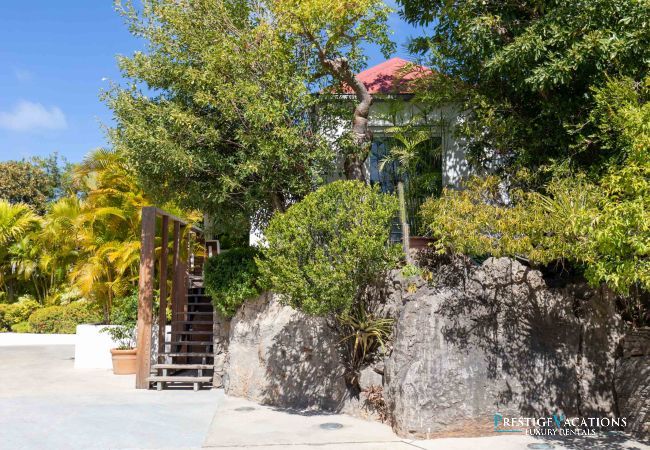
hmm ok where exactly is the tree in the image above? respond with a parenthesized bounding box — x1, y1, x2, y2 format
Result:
(398, 0, 650, 180)
(67, 149, 150, 322)
(0, 201, 41, 302)
(108, 0, 332, 227)
(422, 76, 649, 303)
(270, 0, 394, 181)
(0, 154, 68, 214)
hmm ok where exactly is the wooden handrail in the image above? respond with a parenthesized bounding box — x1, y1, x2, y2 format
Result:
(145, 206, 203, 234)
(136, 206, 207, 389)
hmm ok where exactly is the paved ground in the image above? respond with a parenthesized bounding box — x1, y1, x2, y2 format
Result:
(204, 395, 650, 450)
(0, 338, 648, 450)
(0, 344, 220, 450)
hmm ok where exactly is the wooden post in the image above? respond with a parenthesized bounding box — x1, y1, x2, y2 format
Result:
(157, 215, 169, 363)
(170, 221, 182, 334)
(178, 226, 188, 360)
(136, 207, 156, 389)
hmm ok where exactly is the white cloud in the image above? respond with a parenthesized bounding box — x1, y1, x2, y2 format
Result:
(0, 101, 68, 132)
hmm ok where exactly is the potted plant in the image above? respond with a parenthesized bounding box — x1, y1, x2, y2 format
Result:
(101, 325, 137, 375)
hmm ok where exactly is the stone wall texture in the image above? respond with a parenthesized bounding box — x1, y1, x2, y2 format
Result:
(214, 257, 648, 439)
(616, 328, 650, 439)
(222, 293, 348, 411)
(384, 257, 623, 437)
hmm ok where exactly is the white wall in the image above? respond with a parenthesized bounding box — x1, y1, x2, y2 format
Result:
(74, 325, 121, 369)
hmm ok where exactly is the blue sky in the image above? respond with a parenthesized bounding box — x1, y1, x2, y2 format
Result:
(0, 1, 424, 164)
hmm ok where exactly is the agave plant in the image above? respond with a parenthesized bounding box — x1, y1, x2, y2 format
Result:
(339, 306, 394, 369)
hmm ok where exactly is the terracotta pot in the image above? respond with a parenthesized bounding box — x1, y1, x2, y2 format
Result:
(409, 236, 435, 250)
(110, 348, 137, 375)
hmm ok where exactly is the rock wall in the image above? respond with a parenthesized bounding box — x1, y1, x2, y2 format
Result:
(384, 257, 622, 438)
(221, 293, 349, 411)
(214, 257, 642, 438)
(616, 328, 650, 439)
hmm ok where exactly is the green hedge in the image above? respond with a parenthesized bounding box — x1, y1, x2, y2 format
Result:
(11, 321, 30, 333)
(28, 302, 102, 334)
(0, 297, 41, 331)
(204, 247, 262, 318)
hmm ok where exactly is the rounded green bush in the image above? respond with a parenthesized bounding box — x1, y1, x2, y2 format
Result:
(28, 302, 102, 334)
(0, 304, 10, 331)
(10, 321, 30, 333)
(204, 247, 262, 318)
(4, 297, 41, 327)
(258, 180, 401, 316)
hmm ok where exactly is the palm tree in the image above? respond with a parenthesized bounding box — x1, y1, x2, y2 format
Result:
(68, 149, 149, 322)
(0, 201, 41, 302)
(379, 127, 441, 261)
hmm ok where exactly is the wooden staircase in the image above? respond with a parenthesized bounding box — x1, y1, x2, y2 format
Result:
(148, 284, 214, 391)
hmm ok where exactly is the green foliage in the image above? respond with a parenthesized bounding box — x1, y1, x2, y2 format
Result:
(399, 0, 650, 179)
(378, 127, 443, 233)
(0, 149, 194, 322)
(110, 292, 139, 326)
(339, 306, 393, 369)
(0, 304, 8, 331)
(423, 168, 648, 295)
(270, 0, 394, 179)
(258, 180, 401, 316)
(108, 0, 332, 228)
(421, 74, 649, 296)
(11, 321, 30, 333)
(204, 247, 261, 318)
(0, 201, 41, 303)
(28, 302, 102, 334)
(401, 264, 422, 278)
(100, 325, 136, 350)
(3, 297, 41, 328)
(0, 154, 69, 214)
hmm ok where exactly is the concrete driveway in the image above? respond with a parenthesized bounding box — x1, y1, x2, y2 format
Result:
(0, 343, 220, 450)
(0, 336, 648, 450)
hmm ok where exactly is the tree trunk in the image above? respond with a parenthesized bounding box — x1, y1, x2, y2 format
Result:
(397, 181, 412, 264)
(270, 191, 286, 213)
(321, 56, 373, 182)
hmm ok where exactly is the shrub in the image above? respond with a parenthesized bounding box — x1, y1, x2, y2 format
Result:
(100, 325, 136, 350)
(204, 247, 262, 318)
(0, 304, 9, 331)
(110, 292, 139, 326)
(4, 297, 41, 327)
(258, 180, 401, 316)
(28, 302, 102, 334)
(11, 321, 30, 333)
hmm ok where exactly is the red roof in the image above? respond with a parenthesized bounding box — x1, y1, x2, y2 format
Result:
(347, 57, 431, 95)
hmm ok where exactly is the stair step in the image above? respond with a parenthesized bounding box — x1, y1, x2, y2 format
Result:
(171, 330, 213, 335)
(173, 321, 213, 325)
(159, 352, 214, 357)
(165, 340, 213, 346)
(174, 311, 213, 316)
(153, 364, 213, 370)
(148, 376, 212, 383)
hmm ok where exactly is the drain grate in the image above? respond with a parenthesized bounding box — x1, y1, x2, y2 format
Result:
(527, 444, 555, 449)
(319, 422, 344, 430)
(234, 406, 256, 412)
